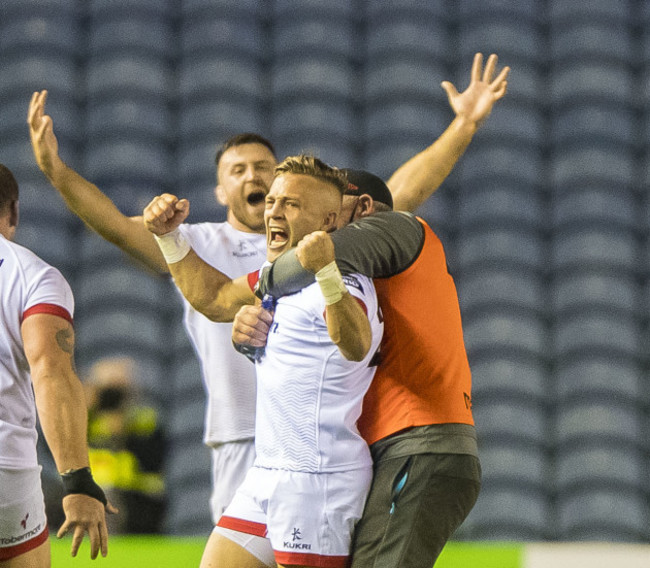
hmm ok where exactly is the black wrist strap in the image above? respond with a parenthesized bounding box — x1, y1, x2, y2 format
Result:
(61, 467, 107, 506)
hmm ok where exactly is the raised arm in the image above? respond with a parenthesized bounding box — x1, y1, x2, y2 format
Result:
(256, 211, 424, 299)
(143, 194, 256, 321)
(28, 90, 168, 273)
(386, 53, 510, 212)
(22, 313, 114, 559)
(297, 231, 371, 361)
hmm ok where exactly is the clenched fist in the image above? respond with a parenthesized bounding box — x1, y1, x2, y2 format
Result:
(296, 230, 336, 273)
(143, 194, 190, 235)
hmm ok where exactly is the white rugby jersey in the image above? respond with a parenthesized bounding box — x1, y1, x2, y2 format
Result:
(177, 222, 266, 446)
(0, 234, 74, 469)
(254, 274, 383, 473)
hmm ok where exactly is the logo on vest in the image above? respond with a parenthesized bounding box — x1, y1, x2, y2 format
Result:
(284, 527, 311, 550)
(233, 240, 261, 258)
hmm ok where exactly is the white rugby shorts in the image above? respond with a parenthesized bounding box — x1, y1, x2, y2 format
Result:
(209, 439, 256, 523)
(217, 465, 372, 568)
(0, 466, 49, 561)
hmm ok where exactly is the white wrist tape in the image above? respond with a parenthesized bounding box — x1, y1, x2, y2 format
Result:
(154, 228, 191, 264)
(315, 261, 347, 305)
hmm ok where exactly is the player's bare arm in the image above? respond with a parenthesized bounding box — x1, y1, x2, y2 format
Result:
(386, 52, 510, 212)
(298, 231, 371, 361)
(28, 90, 168, 273)
(21, 313, 116, 559)
(143, 194, 256, 321)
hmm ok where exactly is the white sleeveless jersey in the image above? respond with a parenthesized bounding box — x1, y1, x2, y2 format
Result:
(254, 274, 383, 473)
(178, 223, 266, 445)
(0, 235, 74, 469)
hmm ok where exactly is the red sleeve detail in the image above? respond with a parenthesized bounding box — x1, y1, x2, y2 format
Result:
(247, 270, 260, 292)
(22, 303, 73, 325)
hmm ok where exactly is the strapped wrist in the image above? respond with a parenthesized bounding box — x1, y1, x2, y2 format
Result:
(315, 261, 347, 305)
(154, 228, 191, 264)
(61, 467, 107, 506)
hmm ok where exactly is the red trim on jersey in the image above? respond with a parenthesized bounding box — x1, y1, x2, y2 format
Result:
(247, 270, 260, 292)
(0, 526, 49, 560)
(21, 303, 72, 324)
(217, 515, 267, 537)
(274, 549, 349, 568)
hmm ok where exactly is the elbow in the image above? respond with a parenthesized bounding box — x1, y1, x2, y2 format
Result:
(340, 336, 371, 362)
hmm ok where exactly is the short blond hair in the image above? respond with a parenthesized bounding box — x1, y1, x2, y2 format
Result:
(274, 154, 347, 196)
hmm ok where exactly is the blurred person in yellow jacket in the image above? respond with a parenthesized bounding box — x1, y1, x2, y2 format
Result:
(84, 357, 166, 534)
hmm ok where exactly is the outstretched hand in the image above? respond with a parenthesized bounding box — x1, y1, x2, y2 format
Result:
(442, 53, 510, 128)
(143, 194, 190, 236)
(28, 90, 62, 179)
(58, 494, 118, 559)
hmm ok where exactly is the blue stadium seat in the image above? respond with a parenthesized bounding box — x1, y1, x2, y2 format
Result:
(87, 99, 172, 142)
(366, 18, 450, 64)
(554, 357, 642, 405)
(181, 16, 265, 60)
(548, 0, 633, 24)
(458, 268, 545, 317)
(557, 488, 647, 542)
(168, 398, 206, 442)
(464, 311, 548, 362)
(272, 101, 355, 143)
(75, 265, 168, 314)
(179, 99, 266, 144)
(550, 271, 639, 317)
(550, 147, 635, 189)
(14, 218, 76, 277)
(458, 20, 544, 64)
(554, 400, 644, 450)
(464, 486, 550, 540)
(477, 101, 545, 147)
(88, 16, 175, 59)
(78, 229, 134, 269)
(0, 15, 82, 58)
(364, 140, 435, 181)
(550, 105, 637, 151)
(84, 140, 172, 187)
(471, 356, 548, 403)
(2, 0, 79, 18)
(272, 57, 355, 104)
(458, 144, 544, 189)
(364, 58, 447, 105)
(555, 445, 646, 494)
(364, 101, 449, 146)
(457, 183, 543, 230)
(550, 21, 634, 65)
(86, 55, 172, 101)
(273, 0, 356, 20)
(89, 0, 176, 18)
(550, 62, 634, 106)
(365, 0, 449, 23)
(550, 227, 639, 275)
(182, 0, 264, 19)
(457, 226, 545, 273)
(274, 138, 358, 174)
(164, 464, 212, 535)
(273, 17, 356, 61)
(479, 442, 548, 492)
(75, 308, 167, 360)
(553, 313, 640, 361)
(458, 0, 542, 22)
(179, 54, 263, 105)
(0, 56, 77, 100)
(13, 180, 75, 225)
(411, 192, 454, 244)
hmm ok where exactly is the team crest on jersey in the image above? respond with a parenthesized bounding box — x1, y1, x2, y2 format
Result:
(342, 275, 363, 293)
(233, 240, 261, 258)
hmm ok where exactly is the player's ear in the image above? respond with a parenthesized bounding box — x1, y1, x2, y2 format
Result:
(324, 210, 338, 232)
(356, 195, 374, 219)
(9, 200, 19, 228)
(215, 185, 228, 207)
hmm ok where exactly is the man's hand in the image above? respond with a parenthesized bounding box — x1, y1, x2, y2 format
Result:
(28, 90, 63, 180)
(58, 494, 118, 559)
(296, 231, 336, 274)
(442, 52, 510, 128)
(143, 194, 190, 236)
(232, 304, 274, 349)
